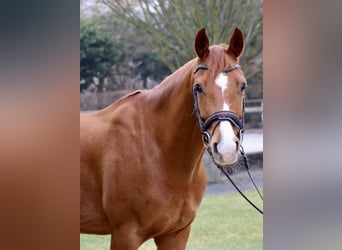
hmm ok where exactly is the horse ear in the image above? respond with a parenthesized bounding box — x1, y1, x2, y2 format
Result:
(194, 28, 209, 58)
(227, 27, 244, 58)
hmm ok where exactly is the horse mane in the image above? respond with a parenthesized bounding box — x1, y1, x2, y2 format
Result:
(103, 44, 233, 113)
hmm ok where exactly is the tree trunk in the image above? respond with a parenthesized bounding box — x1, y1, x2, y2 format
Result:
(98, 77, 105, 93)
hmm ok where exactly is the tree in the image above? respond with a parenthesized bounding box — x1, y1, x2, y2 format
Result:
(80, 10, 172, 92)
(131, 50, 171, 88)
(102, 12, 171, 89)
(80, 17, 122, 92)
(101, 0, 262, 82)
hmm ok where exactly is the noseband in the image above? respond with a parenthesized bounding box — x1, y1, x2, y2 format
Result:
(192, 64, 245, 148)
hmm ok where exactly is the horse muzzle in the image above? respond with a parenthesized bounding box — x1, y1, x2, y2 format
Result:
(206, 121, 240, 166)
(200, 111, 243, 167)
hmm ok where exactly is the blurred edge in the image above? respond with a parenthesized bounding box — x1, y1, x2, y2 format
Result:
(264, 0, 342, 250)
(1, 0, 342, 249)
(0, 1, 80, 250)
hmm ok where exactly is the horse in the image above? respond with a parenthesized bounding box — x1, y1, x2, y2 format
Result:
(80, 27, 247, 249)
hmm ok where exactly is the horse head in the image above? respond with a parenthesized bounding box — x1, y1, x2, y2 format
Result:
(193, 27, 247, 167)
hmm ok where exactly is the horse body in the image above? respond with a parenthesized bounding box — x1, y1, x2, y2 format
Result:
(81, 28, 246, 249)
(81, 59, 208, 248)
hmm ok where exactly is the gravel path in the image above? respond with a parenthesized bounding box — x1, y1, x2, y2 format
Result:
(205, 168, 263, 196)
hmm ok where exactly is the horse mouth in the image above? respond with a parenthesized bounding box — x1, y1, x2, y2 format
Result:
(210, 150, 238, 167)
(208, 139, 239, 167)
(213, 158, 238, 167)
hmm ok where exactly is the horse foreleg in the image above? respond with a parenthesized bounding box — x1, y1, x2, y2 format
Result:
(154, 225, 191, 250)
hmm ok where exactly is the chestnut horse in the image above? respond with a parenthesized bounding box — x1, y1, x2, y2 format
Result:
(81, 27, 247, 249)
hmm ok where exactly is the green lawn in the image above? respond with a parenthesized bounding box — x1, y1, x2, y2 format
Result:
(80, 190, 263, 250)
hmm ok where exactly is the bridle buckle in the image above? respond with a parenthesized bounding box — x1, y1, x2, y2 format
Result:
(201, 131, 210, 148)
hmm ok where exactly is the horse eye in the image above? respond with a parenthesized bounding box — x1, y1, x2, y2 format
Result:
(194, 84, 204, 94)
(240, 82, 247, 92)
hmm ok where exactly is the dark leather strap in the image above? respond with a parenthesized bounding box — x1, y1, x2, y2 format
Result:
(194, 64, 209, 74)
(202, 110, 243, 132)
(192, 63, 244, 134)
(192, 86, 205, 132)
(194, 63, 241, 74)
(222, 64, 241, 73)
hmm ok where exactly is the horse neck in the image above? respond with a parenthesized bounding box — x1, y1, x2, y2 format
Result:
(146, 60, 205, 181)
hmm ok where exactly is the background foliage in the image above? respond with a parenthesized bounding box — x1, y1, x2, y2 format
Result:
(80, 0, 262, 100)
(80, 18, 122, 92)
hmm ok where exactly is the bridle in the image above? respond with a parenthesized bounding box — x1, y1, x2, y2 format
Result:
(193, 63, 263, 214)
(192, 63, 244, 149)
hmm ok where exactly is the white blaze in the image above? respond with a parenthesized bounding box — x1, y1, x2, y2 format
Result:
(214, 73, 237, 163)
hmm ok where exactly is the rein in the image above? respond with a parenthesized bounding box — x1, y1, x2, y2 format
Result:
(193, 63, 263, 215)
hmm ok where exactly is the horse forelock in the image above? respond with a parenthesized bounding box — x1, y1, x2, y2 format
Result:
(162, 45, 233, 87)
(206, 45, 236, 73)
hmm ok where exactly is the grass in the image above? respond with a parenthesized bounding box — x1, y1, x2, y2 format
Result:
(80, 190, 263, 250)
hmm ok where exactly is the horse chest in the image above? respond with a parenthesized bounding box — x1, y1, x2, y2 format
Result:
(126, 163, 207, 236)
(136, 187, 199, 236)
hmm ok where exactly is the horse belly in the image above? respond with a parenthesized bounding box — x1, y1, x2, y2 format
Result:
(100, 176, 197, 238)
